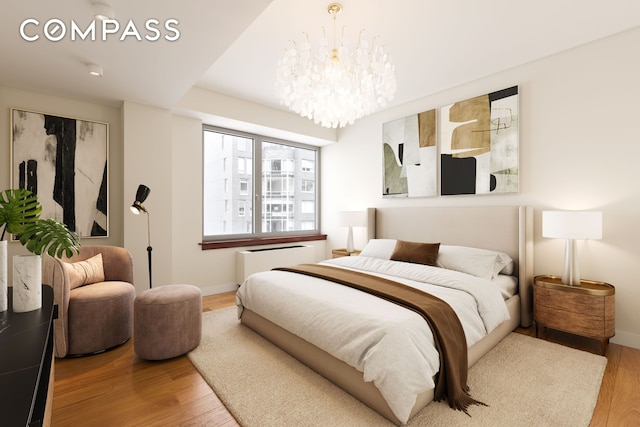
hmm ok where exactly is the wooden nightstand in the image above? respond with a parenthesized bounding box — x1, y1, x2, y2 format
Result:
(534, 275, 615, 355)
(331, 248, 361, 258)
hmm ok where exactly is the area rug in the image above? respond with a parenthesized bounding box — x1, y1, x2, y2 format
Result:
(188, 307, 607, 426)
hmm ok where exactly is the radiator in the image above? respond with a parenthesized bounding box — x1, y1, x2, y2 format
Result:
(236, 245, 315, 284)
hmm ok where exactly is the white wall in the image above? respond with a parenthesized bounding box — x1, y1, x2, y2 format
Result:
(122, 102, 174, 293)
(322, 27, 640, 349)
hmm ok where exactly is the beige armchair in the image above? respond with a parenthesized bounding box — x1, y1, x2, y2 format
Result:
(42, 245, 135, 358)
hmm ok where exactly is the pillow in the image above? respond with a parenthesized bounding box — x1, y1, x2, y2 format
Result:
(62, 253, 105, 289)
(359, 239, 397, 259)
(390, 240, 440, 266)
(436, 245, 514, 280)
(493, 274, 519, 299)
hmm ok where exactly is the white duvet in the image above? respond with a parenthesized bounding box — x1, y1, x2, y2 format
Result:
(236, 256, 510, 424)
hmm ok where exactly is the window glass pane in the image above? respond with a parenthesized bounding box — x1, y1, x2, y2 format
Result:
(203, 130, 253, 236)
(262, 141, 316, 233)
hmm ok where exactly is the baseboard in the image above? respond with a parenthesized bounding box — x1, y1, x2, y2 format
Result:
(199, 282, 239, 297)
(611, 329, 640, 350)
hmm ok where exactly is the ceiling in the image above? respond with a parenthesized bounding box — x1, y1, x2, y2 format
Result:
(2, 0, 640, 123)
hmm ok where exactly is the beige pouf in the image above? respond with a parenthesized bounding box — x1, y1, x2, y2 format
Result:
(134, 284, 202, 360)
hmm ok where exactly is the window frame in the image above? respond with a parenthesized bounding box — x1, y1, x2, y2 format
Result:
(202, 125, 323, 248)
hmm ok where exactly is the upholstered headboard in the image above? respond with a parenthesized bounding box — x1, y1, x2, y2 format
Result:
(373, 206, 533, 327)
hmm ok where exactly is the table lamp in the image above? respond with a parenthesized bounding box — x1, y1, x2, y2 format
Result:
(542, 210, 602, 286)
(339, 211, 367, 254)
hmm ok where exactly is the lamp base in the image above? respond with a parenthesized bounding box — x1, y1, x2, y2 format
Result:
(561, 238, 581, 286)
(346, 226, 354, 253)
(147, 246, 153, 289)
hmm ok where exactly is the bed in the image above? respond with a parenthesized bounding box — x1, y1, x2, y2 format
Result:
(236, 206, 533, 425)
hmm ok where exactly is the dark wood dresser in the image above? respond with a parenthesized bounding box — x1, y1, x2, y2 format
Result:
(0, 285, 55, 426)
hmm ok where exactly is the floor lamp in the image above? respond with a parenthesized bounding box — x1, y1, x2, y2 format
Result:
(130, 184, 152, 288)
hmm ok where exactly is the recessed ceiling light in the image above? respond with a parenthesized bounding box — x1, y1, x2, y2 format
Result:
(88, 63, 103, 77)
(92, 1, 115, 20)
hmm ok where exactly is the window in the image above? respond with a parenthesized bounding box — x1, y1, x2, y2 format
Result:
(301, 200, 315, 214)
(301, 180, 314, 193)
(203, 126, 320, 241)
(239, 179, 248, 195)
(302, 159, 314, 173)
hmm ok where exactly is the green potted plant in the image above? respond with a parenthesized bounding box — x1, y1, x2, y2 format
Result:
(0, 188, 80, 312)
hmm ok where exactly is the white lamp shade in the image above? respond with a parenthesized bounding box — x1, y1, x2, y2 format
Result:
(542, 211, 602, 240)
(339, 211, 367, 227)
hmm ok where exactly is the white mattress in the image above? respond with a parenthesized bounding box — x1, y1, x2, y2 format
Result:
(236, 256, 511, 423)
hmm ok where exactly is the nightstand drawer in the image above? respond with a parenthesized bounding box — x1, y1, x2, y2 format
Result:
(534, 303, 606, 337)
(535, 286, 604, 314)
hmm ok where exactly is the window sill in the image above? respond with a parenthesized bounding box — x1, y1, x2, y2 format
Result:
(200, 234, 327, 250)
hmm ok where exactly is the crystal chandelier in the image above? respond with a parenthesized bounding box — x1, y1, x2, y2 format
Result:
(275, 3, 396, 128)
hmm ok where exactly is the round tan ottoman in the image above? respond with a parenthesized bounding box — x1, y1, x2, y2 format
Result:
(134, 284, 202, 360)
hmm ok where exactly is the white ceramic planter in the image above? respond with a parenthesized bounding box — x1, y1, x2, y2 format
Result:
(0, 240, 7, 312)
(12, 254, 42, 313)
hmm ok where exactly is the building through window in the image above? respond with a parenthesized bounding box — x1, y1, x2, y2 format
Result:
(203, 126, 319, 240)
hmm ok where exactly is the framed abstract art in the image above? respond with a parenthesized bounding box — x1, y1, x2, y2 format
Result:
(440, 86, 519, 196)
(382, 86, 518, 198)
(382, 109, 437, 198)
(11, 108, 109, 237)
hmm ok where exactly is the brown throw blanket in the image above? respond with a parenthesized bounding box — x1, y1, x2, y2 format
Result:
(274, 263, 486, 415)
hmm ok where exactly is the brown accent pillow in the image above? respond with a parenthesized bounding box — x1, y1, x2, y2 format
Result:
(390, 240, 440, 266)
(62, 253, 105, 289)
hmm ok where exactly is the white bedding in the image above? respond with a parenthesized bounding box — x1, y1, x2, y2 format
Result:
(236, 256, 511, 423)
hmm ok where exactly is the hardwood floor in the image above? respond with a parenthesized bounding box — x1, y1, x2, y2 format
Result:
(53, 291, 640, 426)
(52, 291, 240, 427)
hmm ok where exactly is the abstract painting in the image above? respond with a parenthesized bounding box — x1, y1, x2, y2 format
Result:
(382, 109, 437, 198)
(440, 86, 519, 195)
(11, 108, 109, 237)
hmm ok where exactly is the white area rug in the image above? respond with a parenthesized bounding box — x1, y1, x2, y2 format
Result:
(188, 307, 607, 426)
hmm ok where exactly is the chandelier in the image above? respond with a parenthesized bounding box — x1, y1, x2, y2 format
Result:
(275, 3, 396, 128)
